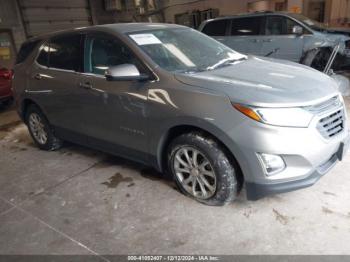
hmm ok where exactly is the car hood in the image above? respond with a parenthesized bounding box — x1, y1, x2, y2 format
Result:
(175, 56, 339, 107)
(327, 28, 350, 37)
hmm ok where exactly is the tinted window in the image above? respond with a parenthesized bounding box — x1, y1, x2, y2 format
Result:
(36, 42, 49, 67)
(266, 16, 304, 35)
(231, 17, 262, 36)
(202, 20, 228, 36)
(16, 40, 40, 64)
(85, 35, 144, 75)
(49, 35, 82, 71)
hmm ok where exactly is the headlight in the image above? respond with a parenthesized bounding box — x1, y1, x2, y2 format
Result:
(233, 104, 314, 127)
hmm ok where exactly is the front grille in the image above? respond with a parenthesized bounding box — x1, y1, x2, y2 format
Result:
(317, 109, 345, 139)
(306, 96, 341, 114)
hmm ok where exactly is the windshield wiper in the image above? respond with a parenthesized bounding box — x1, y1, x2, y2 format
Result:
(206, 57, 246, 71)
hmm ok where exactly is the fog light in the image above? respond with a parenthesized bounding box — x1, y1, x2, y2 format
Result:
(257, 153, 286, 176)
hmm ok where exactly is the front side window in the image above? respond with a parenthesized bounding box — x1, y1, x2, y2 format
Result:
(49, 34, 82, 71)
(265, 16, 305, 35)
(128, 28, 245, 72)
(84, 35, 143, 75)
(288, 13, 326, 32)
(231, 17, 262, 36)
(202, 19, 228, 36)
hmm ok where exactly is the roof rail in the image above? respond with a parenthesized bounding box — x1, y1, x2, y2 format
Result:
(252, 10, 274, 14)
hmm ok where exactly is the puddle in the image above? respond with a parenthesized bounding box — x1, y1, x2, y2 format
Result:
(101, 172, 133, 189)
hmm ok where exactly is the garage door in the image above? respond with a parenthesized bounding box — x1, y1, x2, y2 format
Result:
(18, 0, 93, 37)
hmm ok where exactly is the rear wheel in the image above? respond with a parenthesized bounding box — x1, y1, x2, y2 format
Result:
(25, 104, 63, 151)
(168, 132, 239, 206)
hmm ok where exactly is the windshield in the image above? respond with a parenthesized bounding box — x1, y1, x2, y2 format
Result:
(128, 28, 246, 72)
(288, 13, 328, 32)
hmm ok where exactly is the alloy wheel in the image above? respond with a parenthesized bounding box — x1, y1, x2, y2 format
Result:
(173, 146, 217, 199)
(28, 113, 48, 145)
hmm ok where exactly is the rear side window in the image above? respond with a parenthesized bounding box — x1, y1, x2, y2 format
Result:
(16, 40, 40, 64)
(36, 42, 50, 67)
(231, 17, 262, 36)
(49, 34, 82, 71)
(202, 20, 228, 36)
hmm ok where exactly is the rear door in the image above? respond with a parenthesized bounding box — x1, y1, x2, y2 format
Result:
(259, 15, 305, 61)
(224, 16, 264, 55)
(27, 34, 87, 138)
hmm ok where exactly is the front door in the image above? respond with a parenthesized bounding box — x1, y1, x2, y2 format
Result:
(79, 33, 150, 161)
(259, 15, 305, 62)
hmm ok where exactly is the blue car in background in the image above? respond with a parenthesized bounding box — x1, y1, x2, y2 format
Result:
(199, 11, 350, 72)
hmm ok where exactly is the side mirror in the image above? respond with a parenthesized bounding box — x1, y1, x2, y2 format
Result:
(105, 64, 149, 81)
(292, 25, 303, 36)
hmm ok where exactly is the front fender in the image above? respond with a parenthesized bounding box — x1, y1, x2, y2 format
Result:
(150, 116, 254, 182)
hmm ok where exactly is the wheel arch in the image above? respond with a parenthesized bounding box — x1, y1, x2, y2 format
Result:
(20, 98, 43, 122)
(156, 124, 244, 186)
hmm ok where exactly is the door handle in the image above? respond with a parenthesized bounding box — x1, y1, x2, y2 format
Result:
(251, 39, 261, 43)
(33, 73, 42, 80)
(79, 82, 92, 89)
(263, 39, 273, 43)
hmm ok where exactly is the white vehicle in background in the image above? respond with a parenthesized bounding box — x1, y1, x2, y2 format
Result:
(199, 12, 350, 74)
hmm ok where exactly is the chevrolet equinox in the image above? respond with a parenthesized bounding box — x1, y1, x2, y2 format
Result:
(13, 23, 349, 205)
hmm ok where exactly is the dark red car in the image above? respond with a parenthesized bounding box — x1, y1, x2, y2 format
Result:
(0, 67, 13, 106)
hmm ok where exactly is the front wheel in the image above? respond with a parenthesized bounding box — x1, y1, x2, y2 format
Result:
(168, 132, 239, 206)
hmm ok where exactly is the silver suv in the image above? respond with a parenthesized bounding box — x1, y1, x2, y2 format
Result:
(199, 12, 350, 72)
(13, 23, 349, 205)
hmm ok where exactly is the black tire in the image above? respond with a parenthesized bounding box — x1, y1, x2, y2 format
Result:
(168, 132, 239, 206)
(25, 104, 63, 151)
(301, 48, 332, 71)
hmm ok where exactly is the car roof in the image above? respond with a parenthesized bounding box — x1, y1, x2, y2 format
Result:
(203, 11, 294, 23)
(26, 23, 187, 42)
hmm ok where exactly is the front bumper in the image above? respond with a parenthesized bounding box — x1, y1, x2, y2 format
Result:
(246, 151, 341, 200)
(226, 100, 349, 200)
